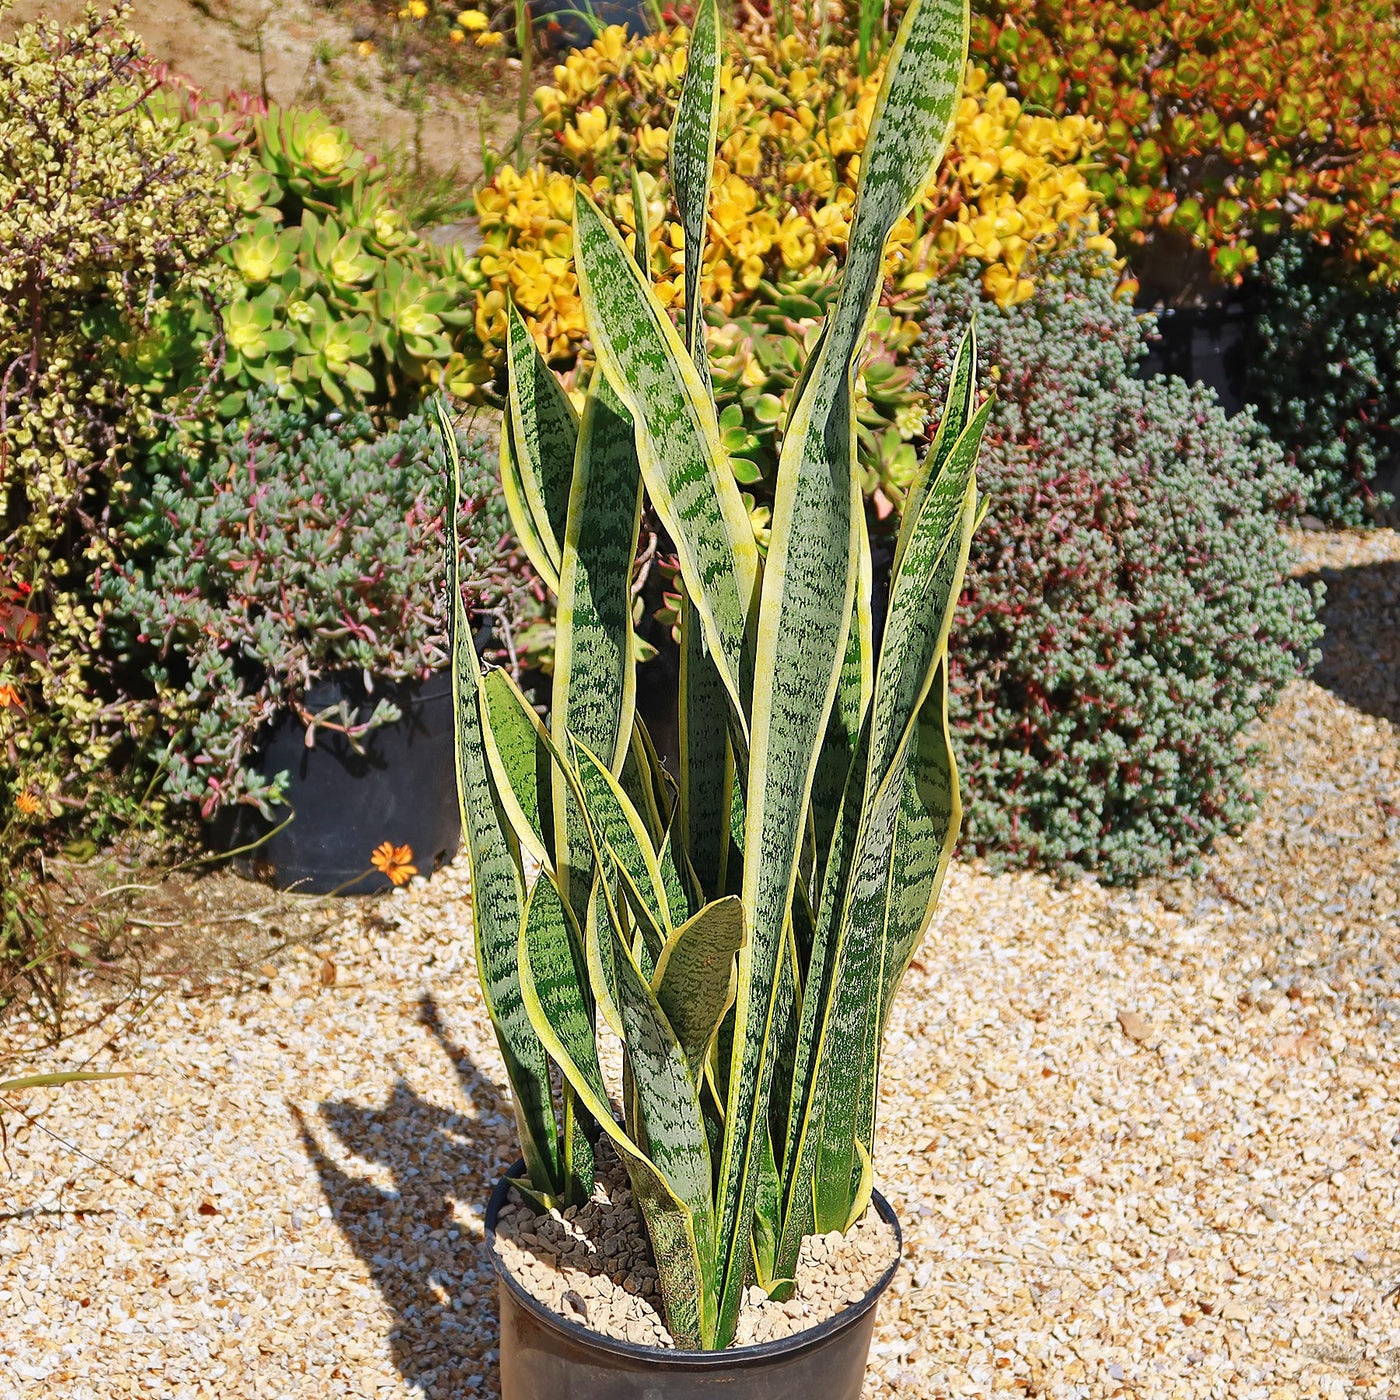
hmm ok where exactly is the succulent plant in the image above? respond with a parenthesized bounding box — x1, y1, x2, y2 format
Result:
(255, 106, 365, 207)
(969, 0, 1400, 287)
(103, 396, 538, 819)
(1245, 238, 1400, 525)
(916, 240, 1323, 881)
(185, 97, 491, 419)
(226, 217, 299, 284)
(440, 0, 986, 1351)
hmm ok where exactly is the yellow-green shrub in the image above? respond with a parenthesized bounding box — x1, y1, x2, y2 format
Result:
(0, 3, 241, 832)
(455, 22, 1114, 376)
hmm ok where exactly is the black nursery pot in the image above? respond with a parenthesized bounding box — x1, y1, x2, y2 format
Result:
(484, 1164, 903, 1400)
(219, 671, 459, 894)
(529, 0, 653, 52)
(1138, 293, 1256, 417)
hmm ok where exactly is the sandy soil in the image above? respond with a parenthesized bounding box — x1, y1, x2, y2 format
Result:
(2, 0, 521, 182)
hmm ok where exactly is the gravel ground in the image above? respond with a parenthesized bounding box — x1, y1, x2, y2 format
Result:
(2, 530, 1398, 1399)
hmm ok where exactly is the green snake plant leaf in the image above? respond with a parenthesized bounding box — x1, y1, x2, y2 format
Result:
(651, 895, 745, 1079)
(658, 824, 695, 930)
(779, 374, 989, 1189)
(716, 0, 970, 1341)
(679, 592, 735, 904)
(630, 164, 652, 284)
(608, 914, 720, 1345)
(861, 659, 961, 1148)
(867, 397, 992, 797)
(623, 721, 670, 849)
(551, 372, 644, 917)
(809, 509, 874, 889)
(478, 667, 555, 871)
(500, 414, 560, 593)
(504, 301, 577, 582)
(777, 399, 986, 1266)
(751, 1124, 783, 1291)
(634, 719, 679, 830)
(573, 187, 759, 733)
(893, 322, 977, 581)
(584, 874, 625, 1038)
(808, 478, 979, 1238)
(668, 0, 721, 380)
(436, 401, 563, 1204)
(516, 874, 710, 1347)
(567, 733, 674, 963)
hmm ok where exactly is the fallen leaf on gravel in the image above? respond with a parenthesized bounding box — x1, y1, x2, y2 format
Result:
(1116, 1009, 1151, 1042)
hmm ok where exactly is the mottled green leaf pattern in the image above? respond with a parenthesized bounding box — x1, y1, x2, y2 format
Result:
(716, 0, 971, 1336)
(669, 0, 721, 380)
(652, 896, 745, 1077)
(478, 667, 554, 871)
(456, 0, 979, 1353)
(679, 593, 734, 902)
(573, 188, 759, 726)
(568, 734, 673, 960)
(552, 373, 643, 917)
(505, 302, 576, 577)
(435, 402, 562, 1203)
(516, 874, 709, 1347)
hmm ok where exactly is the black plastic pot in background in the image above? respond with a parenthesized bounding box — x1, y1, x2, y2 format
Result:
(217, 671, 459, 895)
(485, 1163, 903, 1400)
(1137, 291, 1256, 418)
(529, 0, 653, 54)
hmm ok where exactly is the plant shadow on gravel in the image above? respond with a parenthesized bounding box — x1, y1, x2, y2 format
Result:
(1300, 559, 1400, 726)
(295, 994, 518, 1397)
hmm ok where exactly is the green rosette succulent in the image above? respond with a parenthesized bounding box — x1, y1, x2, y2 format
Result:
(256, 106, 365, 207)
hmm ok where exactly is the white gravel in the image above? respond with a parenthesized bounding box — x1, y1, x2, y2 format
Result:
(2, 533, 1398, 1398)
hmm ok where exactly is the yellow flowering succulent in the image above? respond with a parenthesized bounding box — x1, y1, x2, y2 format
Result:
(464, 21, 1114, 368)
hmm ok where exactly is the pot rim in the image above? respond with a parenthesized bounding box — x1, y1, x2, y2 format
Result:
(484, 1160, 903, 1368)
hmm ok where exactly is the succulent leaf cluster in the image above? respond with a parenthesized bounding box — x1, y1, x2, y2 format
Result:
(916, 242, 1324, 882)
(463, 20, 1111, 372)
(100, 398, 537, 819)
(169, 95, 489, 415)
(1244, 238, 1400, 526)
(968, 0, 1400, 285)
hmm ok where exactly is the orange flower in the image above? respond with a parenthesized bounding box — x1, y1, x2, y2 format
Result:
(15, 792, 41, 815)
(370, 841, 418, 886)
(0, 684, 20, 709)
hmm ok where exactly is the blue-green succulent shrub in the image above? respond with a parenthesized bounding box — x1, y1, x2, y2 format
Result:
(1245, 239, 1400, 527)
(102, 397, 541, 819)
(917, 243, 1323, 882)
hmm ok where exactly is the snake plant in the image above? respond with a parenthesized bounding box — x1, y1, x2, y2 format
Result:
(435, 0, 988, 1351)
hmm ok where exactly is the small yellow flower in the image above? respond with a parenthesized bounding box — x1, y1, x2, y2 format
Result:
(450, 28, 465, 43)
(476, 30, 504, 47)
(357, 40, 375, 58)
(16, 792, 42, 816)
(636, 124, 670, 163)
(457, 8, 488, 29)
(409, 0, 429, 17)
(371, 841, 418, 886)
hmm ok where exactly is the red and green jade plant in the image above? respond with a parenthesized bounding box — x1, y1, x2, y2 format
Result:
(436, 0, 989, 1351)
(972, 0, 1400, 286)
